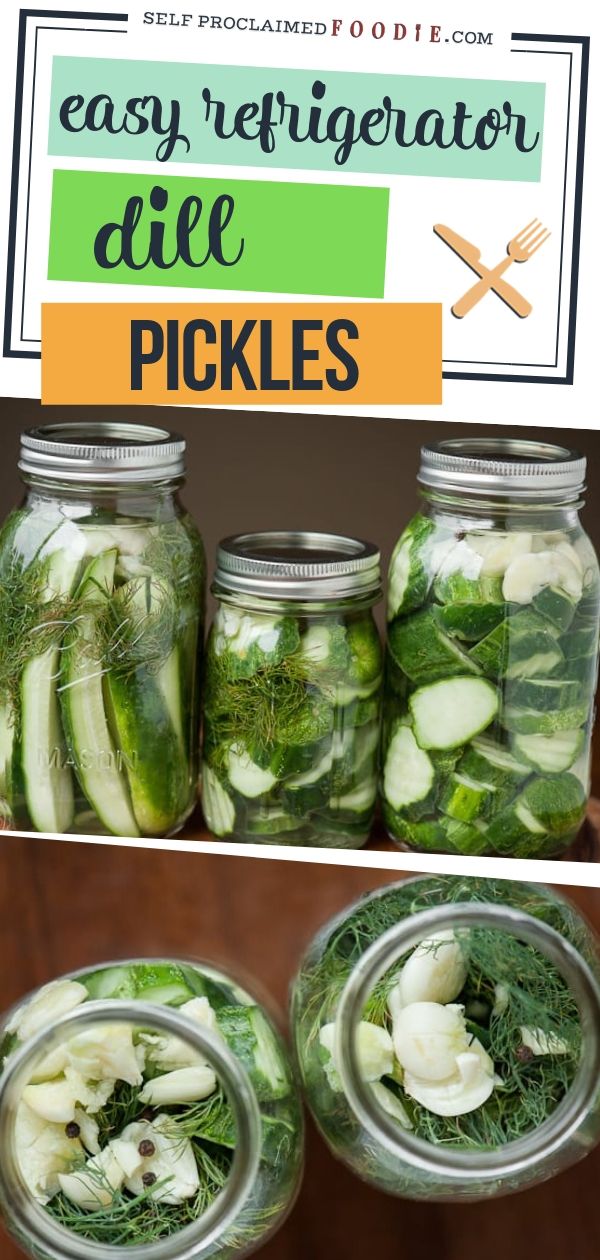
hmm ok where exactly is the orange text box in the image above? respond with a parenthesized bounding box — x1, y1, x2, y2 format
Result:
(42, 302, 441, 405)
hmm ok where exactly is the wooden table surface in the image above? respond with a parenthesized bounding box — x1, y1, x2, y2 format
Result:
(0, 835, 599, 1260)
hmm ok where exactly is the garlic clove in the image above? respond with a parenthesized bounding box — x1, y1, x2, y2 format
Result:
(139, 1065, 217, 1107)
(22, 1079, 80, 1125)
(15, 1102, 83, 1203)
(392, 1001, 471, 1082)
(140, 997, 220, 1072)
(125, 1115, 199, 1205)
(66, 1024, 143, 1087)
(467, 532, 533, 576)
(502, 551, 583, 604)
(520, 1026, 570, 1056)
(492, 983, 510, 1016)
(58, 1145, 126, 1210)
(6, 981, 88, 1043)
(403, 1038, 496, 1117)
(319, 1020, 394, 1084)
(388, 930, 468, 1012)
(370, 1080, 413, 1130)
(73, 1107, 100, 1155)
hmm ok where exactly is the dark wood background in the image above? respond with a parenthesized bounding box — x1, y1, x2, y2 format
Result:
(0, 835, 598, 1260)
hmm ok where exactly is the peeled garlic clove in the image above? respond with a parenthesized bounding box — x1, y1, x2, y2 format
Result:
(520, 1026, 570, 1056)
(467, 532, 532, 576)
(141, 996, 220, 1072)
(15, 1102, 83, 1203)
(392, 1001, 471, 1082)
(58, 1145, 126, 1210)
(6, 981, 88, 1042)
(370, 1081, 413, 1130)
(125, 1115, 199, 1205)
(319, 1020, 394, 1083)
(74, 1107, 100, 1156)
(22, 1078, 80, 1125)
(389, 930, 468, 1011)
(139, 1065, 217, 1107)
(66, 1024, 143, 1087)
(403, 1039, 496, 1117)
(493, 983, 510, 1016)
(503, 551, 583, 603)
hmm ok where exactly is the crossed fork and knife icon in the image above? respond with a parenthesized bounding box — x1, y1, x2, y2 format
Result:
(434, 219, 550, 318)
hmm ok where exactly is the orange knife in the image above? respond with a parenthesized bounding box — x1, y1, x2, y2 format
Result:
(434, 224, 532, 318)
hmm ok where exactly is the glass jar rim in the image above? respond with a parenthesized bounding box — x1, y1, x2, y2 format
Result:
(213, 531, 381, 603)
(333, 897, 600, 1185)
(19, 424, 186, 486)
(0, 993, 263, 1260)
(419, 438, 586, 504)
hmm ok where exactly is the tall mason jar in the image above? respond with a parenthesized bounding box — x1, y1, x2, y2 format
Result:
(291, 875, 600, 1201)
(381, 439, 600, 857)
(201, 532, 383, 848)
(0, 959, 303, 1260)
(0, 424, 205, 838)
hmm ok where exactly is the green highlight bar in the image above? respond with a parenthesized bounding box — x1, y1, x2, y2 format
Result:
(47, 170, 389, 297)
(49, 57, 545, 182)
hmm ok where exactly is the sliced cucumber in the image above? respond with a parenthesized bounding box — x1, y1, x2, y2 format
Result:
(387, 515, 437, 621)
(486, 800, 549, 857)
(0, 705, 14, 797)
(469, 611, 563, 680)
(106, 580, 187, 837)
(59, 551, 139, 838)
(201, 763, 235, 837)
(513, 730, 585, 774)
(227, 744, 278, 798)
(434, 601, 505, 642)
(460, 737, 531, 790)
(217, 1006, 289, 1101)
(506, 677, 582, 712)
(502, 703, 589, 736)
(409, 677, 499, 751)
(245, 810, 303, 837)
(438, 772, 496, 823)
(131, 962, 196, 1006)
(389, 609, 481, 685)
(433, 567, 503, 606)
(521, 773, 586, 836)
(21, 549, 81, 833)
(331, 778, 377, 815)
(382, 723, 434, 812)
(532, 586, 579, 631)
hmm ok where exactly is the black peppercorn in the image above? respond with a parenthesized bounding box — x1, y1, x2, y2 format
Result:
(138, 1139, 156, 1158)
(65, 1122, 81, 1139)
(516, 1044, 535, 1063)
(142, 1171, 157, 1188)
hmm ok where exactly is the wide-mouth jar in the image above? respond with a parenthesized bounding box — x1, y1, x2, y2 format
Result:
(381, 438, 600, 858)
(201, 531, 383, 848)
(0, 423, 206, 838)
(290, 875, 600, 1200)
(0, 957, 304, 1259)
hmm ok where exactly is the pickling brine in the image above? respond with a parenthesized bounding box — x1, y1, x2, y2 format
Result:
(0, 425, 205, 838)
(382, 441, 600, 858)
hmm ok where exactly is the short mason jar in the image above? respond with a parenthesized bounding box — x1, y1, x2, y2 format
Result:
(381, 439, 600, 857)
(291, 875, 600, 1201)
(0, 423, 206, 838)
(201, 531, 383, 848)
(0, 958, 303, 1259)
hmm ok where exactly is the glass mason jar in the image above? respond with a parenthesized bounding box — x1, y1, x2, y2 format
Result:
(201, 532, 383, 848)
(0, 423, 205, 838)
(381, 439, 600, 857)
(0, 958, 303, 1260)
(291, 875, 600, 1201)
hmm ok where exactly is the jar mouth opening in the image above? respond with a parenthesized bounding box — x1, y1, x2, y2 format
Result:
(19, 424, 186, 486)
(214, 531, 381, 603)
(419, 439, 586, 505)
(0, 986, 263, 1260)
(334, 900, 600, 1183)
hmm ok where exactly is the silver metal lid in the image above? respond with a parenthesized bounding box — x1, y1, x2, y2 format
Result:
(419, 438, 586, 503)
(214, 531, 381, 602)
(19, 423, 186, 485)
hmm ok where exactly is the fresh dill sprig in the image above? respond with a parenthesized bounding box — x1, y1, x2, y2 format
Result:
(0, 550, 80, 717)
